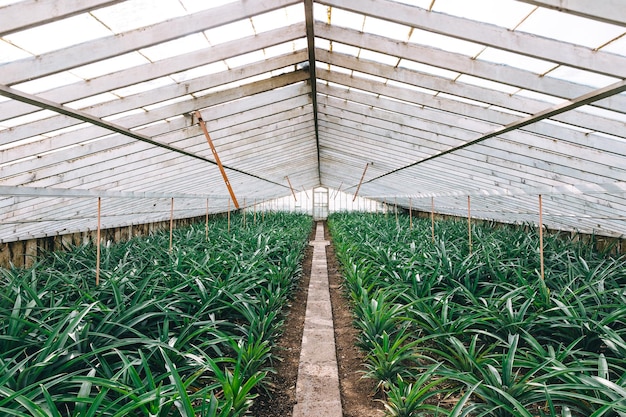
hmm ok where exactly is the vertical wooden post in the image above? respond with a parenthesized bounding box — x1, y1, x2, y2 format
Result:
(96, 197, 101, 286)
(409, 197, 412, 230)
(205, 198, 209, 241)
(467, 195, 472, 255)
(169, 197, 174, 253)
(228, 198, 231, 234)
(254, 198, 257, 225)
(243, 198, 247, 227)
(539, 194, 545, 281)
(394, 197, 398, 226)
(431, 197, 435, 243)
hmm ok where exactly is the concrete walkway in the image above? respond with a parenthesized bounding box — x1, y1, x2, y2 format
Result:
(292, 222, 342, 417)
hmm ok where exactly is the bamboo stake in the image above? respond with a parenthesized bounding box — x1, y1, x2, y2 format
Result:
(285, 176, 297, 202)
(353, 163, 370, 202)
(96, 197, 101, 286)
(431, 197, 435, 243)
(409, 197, 413, 230)
(254, 198, 257, 225)
(228, 197, 231, 234)
(205, 198, 209, 241)
(539, 194, 545, 281)
(468, 195, 472, 255)
(243, 198, 247, 227)
(169, 197, 174, 253)
(196, 111, 239, 208)
(394, 197, 398, 226)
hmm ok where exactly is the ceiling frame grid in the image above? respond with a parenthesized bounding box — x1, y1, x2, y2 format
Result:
(0, 0, 625, 242)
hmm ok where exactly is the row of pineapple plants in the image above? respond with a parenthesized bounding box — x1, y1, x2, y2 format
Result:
(328, 212, 626, 417)
(0, 212, 312, 416)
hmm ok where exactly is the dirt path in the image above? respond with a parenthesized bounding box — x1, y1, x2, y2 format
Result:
(252, 222, 384, 417)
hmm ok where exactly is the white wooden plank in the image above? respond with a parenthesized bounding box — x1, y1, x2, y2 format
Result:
(316, 48, 626, 116)
(316, 23, 624, 108)
(516, 0, 626, 27)
(322, 0, 626, 77)
(0, 0, 125, 37)
(1, 0, 302, 85)
(317, 68, 626, 152)
(0, 27, 306, 122)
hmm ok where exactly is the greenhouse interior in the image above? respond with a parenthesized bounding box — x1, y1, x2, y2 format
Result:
(1, 0, 626, 416)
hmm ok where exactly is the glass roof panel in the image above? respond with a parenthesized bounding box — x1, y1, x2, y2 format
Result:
(358, 49, 399, 67)
(13, 72, 84, 94)
(352, 70, 387, 84)
(170, 61, 230, 83)
(178, 0, 237, 14)
(513, 89, 563, 104)
(386, 79, 437, 95)
(224, 50, 266, 69)
(205, 19, 254, 46)
(330, 42, 360, 56)
(264, 40, 307, 59)
(316, 37, 332, 50)
(456, 74, 520, 94)
(112, 77, 175, 97)
(327, 64, 352, 76)
(363, 16, 411, 41)
(398, 59, 459, 79)
(139, 33, 209, 62)
(515, 7, 625, 48)
(4, 14, 111, 55)
(476, 47, 557, 75)
(0, 40, 31, 64)
(544, 66, 620, 88)
(392, 0, 435, 9)
(329, 8, 365, 31)
(437, 92, 490, 108)
(66, 93, 120, 109)
(408, 28, 484, 57)
(431, 0, 533, 29)
(91, 0, 187, 34)
(575, 105, 626, 124)
(601, 35, 626, 56)
(69, 52, 150, 80)
(252, 4, 304, 34)
(0, 110, 57, 129)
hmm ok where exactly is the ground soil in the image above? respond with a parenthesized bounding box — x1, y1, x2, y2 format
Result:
(252, 222, 384, 417)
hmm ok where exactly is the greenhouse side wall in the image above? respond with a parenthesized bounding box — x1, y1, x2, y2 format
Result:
(0, 215, 207, 269)
(410, 209, 626, 256)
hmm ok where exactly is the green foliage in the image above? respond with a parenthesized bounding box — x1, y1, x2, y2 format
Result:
(0, 212, 312, 416)
(328, 212, 626, 417)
